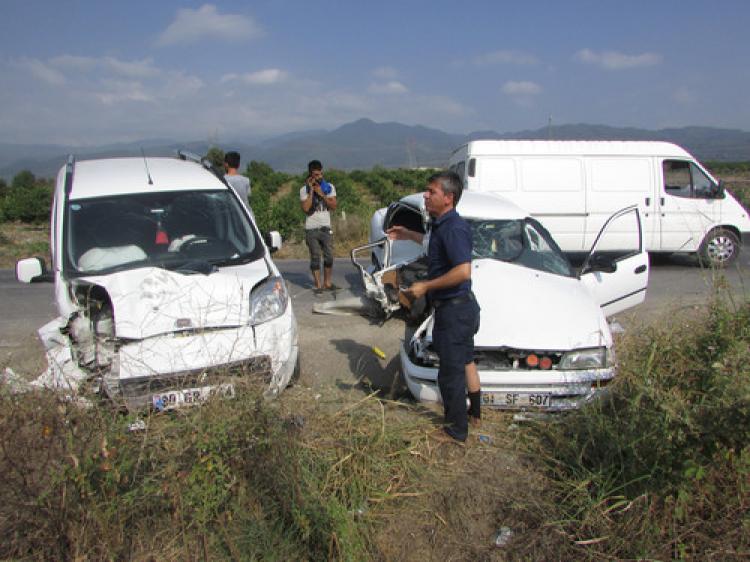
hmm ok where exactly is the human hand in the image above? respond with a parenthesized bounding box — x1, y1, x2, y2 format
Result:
(402, 281, 427, 301)
(386, 225, 411, 241)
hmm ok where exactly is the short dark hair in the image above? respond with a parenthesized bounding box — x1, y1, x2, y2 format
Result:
(428, 170, 464, 206)
(224, 151, 241, 169)
(308, 160, 323, 173)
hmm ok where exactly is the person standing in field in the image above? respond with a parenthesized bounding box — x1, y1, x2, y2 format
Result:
(223, 151, 251, 207)
(299, 159, 338, 294)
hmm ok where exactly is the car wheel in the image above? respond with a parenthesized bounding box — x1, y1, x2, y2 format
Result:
(698, 229, 740, 267)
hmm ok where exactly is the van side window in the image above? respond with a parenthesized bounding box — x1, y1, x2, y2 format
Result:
(663, 160, 718, 199)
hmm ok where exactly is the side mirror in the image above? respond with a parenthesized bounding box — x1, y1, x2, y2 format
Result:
(582, 254, 617, 275)
(264, 231, 283, 253)
(16, 257, 52, 283)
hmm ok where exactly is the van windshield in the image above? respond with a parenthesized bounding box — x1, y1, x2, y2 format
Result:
(64, 190, 262, 276)
(469, 218, 574, 277)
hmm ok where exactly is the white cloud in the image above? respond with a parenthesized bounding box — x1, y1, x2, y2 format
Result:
(502, 81, 541, 95)
(94, 80, 154, 105)
(50, 55, 159, 78)
(19, 58, 66, 85)
(368, 80, 409, 95)
(372, 66, 399, 80)
(575, 48, 662, 70)
(157, 4, 263, 46)
(221, 68, 288, 85)
(473, 50, 538, 65)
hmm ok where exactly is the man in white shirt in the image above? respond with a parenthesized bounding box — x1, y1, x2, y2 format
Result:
(223, 151, 251, 207)
(299, 159, 337, 294)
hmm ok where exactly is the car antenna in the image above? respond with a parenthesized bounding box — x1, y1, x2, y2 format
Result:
(140, 147, 154, 185)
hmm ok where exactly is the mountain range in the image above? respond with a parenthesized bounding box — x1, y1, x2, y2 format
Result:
(2, 118, 750, 180)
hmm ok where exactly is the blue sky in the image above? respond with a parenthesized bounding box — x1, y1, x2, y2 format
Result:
(1, 0, 749, 145)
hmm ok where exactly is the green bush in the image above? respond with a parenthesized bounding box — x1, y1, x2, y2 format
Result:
(0, 385, 430, 560)
(0, 171, 53, 223)
(503, 300, 750, 559)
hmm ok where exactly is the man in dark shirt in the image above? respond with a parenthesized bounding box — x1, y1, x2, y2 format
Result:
(387, 171, 481, 442)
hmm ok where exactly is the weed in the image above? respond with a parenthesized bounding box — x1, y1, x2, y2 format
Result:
(499, 299, 750, 560)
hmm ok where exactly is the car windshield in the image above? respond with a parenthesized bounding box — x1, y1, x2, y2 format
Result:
(469, 218, 574, 277)
(65, 190, 262, 276)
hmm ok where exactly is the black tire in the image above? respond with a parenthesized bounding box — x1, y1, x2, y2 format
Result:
(698, 228, 740, 268)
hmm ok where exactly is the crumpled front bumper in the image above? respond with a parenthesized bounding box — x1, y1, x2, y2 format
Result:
(399, 344, 614, 411)
(104, 305, 298, 410)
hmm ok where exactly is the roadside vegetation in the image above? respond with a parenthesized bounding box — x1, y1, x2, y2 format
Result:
(1, 296, 747, 560)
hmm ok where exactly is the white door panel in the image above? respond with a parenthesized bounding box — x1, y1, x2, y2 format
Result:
(581, 253, 649, 316)
(581, 206, 649, 316)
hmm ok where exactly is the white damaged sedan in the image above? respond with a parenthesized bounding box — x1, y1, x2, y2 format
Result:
(16, 155, 298, 410)
(352, 192, 649, 411)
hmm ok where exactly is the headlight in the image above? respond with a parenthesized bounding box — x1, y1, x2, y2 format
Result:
(249, 276, 289, 325)
(559, 346, 610, 370)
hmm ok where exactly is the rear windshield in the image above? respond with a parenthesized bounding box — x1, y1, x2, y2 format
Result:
(64, 190, 262, 276)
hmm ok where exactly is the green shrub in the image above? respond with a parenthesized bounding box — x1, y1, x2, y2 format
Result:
(502, 300, 750, 560)
(0, 384, 431, 560)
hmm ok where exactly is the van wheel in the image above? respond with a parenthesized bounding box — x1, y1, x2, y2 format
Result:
(698, 229, 740, 267)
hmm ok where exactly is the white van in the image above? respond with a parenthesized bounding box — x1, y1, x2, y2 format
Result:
(448, 140, 750, 266)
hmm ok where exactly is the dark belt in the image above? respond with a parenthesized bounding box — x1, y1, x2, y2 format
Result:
(432, 292, 474, 309)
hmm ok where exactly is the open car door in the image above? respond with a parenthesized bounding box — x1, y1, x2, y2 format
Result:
(580, 205, 649, 317)
(351, 197, 428, 316)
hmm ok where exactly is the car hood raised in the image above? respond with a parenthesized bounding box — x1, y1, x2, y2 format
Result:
(471, 259, 611, 350)
(75, 261, 270, 339)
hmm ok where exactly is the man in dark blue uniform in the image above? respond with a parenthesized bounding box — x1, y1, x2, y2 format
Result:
(387, 171, 480, 442)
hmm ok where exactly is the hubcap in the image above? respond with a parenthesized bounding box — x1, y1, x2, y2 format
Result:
(707, 235, 735, 263)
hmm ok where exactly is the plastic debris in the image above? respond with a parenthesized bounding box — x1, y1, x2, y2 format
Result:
(371, 346, 386, 360)
(477, 433, 492, 444)
(127, 420, 147, 432)
(494, 527, 513, 547)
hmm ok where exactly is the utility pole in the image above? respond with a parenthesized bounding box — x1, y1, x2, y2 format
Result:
(547, 116, 552, 140)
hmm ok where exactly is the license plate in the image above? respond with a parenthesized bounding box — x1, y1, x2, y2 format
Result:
(482, 392, 551, 408)
(152, 383, 234, 411)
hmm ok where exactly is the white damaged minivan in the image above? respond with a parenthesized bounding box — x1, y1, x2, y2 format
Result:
(16, 155, 299, 410)
(352, 191, 648, 411)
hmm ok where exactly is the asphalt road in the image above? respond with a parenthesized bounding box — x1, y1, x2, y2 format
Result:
(1, 252, 748, 386)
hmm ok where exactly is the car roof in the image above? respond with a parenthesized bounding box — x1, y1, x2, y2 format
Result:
(400, 191, 528, 220)
(64, 157, 228, 200)
(452, 139, 693, 158)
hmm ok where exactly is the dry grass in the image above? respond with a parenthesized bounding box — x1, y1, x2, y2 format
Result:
(0, 222, 49, 268)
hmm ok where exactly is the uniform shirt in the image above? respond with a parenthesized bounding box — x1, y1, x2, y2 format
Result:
(427, 208, 473, 301)
(299, 183, 337, 230)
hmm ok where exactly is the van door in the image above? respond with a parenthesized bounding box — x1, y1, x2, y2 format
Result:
(658, 159, 722, 252)
(580, 206, 649, 316)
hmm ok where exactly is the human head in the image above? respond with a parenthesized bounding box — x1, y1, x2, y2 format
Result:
(224, 151, 241, 170)
(424, 170, 463, 217)
(308, 160, 323, 174)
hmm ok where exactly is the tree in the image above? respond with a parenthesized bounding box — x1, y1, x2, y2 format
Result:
(12, 170, 36, 190)
(204, 147, 225, 169)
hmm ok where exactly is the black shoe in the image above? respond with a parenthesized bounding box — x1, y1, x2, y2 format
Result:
(313, 287, 324, 296)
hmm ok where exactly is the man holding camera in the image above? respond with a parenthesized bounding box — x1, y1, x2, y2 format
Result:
(300, 159, 338, 294)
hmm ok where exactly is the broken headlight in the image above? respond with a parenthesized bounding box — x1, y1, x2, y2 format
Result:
(250, 276, 289, 326)
(559, 346, 611, 370)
